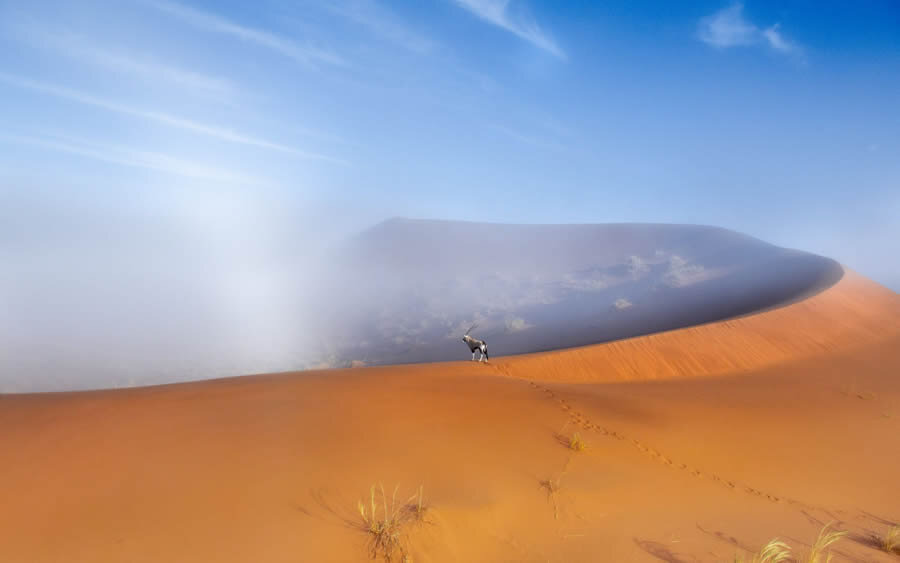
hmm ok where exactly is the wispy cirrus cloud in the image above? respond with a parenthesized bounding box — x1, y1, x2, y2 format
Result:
(0, 133, 255, 183)
(61, 38, 236, 98)
(142, 0, 345, 68)
(7, 21, 237, 101)
(325, 0, 436, 54)
(451, 0, 565, 59)
(698, 3, 802, 56)
(0, 72, 345, 164)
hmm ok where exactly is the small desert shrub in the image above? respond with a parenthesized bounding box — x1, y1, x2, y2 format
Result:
(883, 524, 900, 554)
(803, 522, 847, 563)
(358, 484, 427, 561)
(568, 432, 586, 452)
(735, 538, 792, 563)
(358, 484, 407, 562)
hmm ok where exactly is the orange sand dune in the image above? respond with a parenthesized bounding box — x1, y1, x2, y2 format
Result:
(1, 269, 898, 562)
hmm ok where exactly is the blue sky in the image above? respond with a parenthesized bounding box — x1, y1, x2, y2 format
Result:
(1, 0, 898, 289)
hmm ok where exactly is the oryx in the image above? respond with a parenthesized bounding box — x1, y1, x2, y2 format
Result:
(462, 323, 489, 362)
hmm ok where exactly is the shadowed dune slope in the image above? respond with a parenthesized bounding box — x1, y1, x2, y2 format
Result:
(0, 271, 897, 562)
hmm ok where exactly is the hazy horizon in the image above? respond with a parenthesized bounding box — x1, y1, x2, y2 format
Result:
(1, 216, 845, 391)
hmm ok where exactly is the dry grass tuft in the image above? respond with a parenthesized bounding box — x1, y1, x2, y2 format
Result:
(357, 483, 429, 561)
(357, 484, 410, 562)
(404, 485, 428, 523)
(735, 523, 850, 563)
(735, 538, 792, 563)
(802, 522, 847, 563)
(882, 524, 900, 554)
(568, 432, 586, 452)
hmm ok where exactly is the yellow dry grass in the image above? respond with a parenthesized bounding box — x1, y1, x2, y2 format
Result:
(734, 538, 791, 563)
(802, 522, 847, 563)
(734, 523, 847, 563)
(568, 432, 586, 452)
(882, 524, 900, 554)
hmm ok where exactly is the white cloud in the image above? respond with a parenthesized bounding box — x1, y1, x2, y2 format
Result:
(0, 133, 254, 183)
(613, 298, 632, 311)
(327, 0, 436, 54)
(761, 24, 798, 54)
(698, 3, 801, 56)
(452, 0, 565, 59)
(626, 255, 649, 278)
(0, 72, 345, 163)
(662, 255, 713, 288)
(698, 3, 757, 48)
(143, 0, 344, 67)
(505, 317, 532, 332)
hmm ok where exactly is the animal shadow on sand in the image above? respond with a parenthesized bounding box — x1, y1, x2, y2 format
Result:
(633, 538, 697, 562)
(553, 432, 573, 449)
(695, 523, 755, 554)
(845, 529, 889, 554)
(295, 487, 360, 530)
(696, 523, 867, 563)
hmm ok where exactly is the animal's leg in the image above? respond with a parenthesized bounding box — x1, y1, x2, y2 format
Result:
(472, 351, 476, 361)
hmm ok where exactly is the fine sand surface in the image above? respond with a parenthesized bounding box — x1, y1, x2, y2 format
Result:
(1, 270, 899, 562)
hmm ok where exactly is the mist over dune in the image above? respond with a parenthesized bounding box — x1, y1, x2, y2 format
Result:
(1, 217, 844, 392)
(307, 218, 843, 368)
